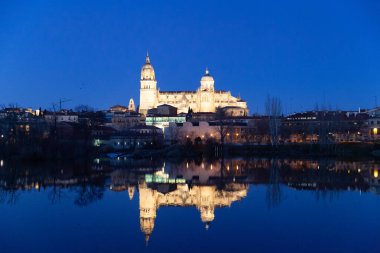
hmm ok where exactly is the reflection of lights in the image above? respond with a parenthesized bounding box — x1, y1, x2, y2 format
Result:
(374, 169, 379, 178)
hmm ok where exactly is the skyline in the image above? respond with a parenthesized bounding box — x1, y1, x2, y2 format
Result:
(1, 0, 380, 113)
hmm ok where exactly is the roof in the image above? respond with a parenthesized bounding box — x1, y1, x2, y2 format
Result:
(129, 125, 161, 130)
(157, 104, 177, 109)
(160, 91, 196, 94)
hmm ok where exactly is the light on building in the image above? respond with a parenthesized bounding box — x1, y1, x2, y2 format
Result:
(236, 165, 239, 170)
(374, 128, 378, 135)
(0, 160, 3, 167)
(201, 135, 205, 139)
(1, 134, 4, 138)
(210, 164, 213, 170)
(202, 163, 204, 169)
(186, 135, 189, 138)
(227, 133, 230, 136)
(34, 182, 40, 190)
(186, 162, 189, 169)
(374, 169, 379, 178)
(227, 165, 230, 171)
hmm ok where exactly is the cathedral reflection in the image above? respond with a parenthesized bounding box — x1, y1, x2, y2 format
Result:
(110, 168, 248, 242)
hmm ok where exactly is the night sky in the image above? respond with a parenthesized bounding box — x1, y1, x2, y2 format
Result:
(0, 0, 379, 114)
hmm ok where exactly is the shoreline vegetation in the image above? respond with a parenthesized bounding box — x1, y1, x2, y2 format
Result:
(1, 141, 379, 162)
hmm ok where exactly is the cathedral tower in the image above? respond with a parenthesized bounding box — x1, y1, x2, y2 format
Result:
(139, 53, 157, 115)
(199, 68, 215, 112)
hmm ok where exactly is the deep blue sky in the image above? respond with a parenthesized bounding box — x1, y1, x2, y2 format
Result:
(0, 0, 379, 114)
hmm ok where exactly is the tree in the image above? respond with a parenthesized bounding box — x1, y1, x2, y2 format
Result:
(74, 104, 94, 112)
(265, 95, 283, 147)
(214, 107, 234, 156)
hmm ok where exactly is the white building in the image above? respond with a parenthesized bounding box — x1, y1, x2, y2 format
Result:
(139, 53, 248, 115)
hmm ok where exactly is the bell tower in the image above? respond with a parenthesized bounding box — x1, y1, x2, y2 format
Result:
(139, 53, 157, 115)
(199, 68, 215, 112)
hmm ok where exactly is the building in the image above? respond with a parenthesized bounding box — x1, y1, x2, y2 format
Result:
(283, 110, 369, 143)
(105, 104, 143, 131)
(138, 53, 248, 115)
(102, 125, 164, 150)
(44, 111, 79, 124)
(368, 107, 380, 140)
(165, 120, 253, 144)
(109, 112, 143, 131)
(145, 104, 186, 131)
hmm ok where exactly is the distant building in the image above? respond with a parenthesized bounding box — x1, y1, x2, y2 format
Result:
(128, 98, 136, 112)
(145, 104, 185, 131)
(221, 106, 249, 117)
(109, 112, 143, 131)
(283, 110, 369, 143)
(44, 111, 79, 124)
(105, 104, 143, 131)
(165, 119, 253, 144)
(138, 53, 248, 115)
(102, 125, 164, 150)
(368, 108, 380, 140)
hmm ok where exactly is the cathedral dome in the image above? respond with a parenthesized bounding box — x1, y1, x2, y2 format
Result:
(200, 68, 215, 91)
(201, 68, 214, 82)
(141, 53, 155, 80)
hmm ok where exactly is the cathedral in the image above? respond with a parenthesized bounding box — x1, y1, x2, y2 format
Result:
(139, 54, 248, 115)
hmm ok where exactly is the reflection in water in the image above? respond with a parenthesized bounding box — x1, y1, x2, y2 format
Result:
(0, 157, 380, 243)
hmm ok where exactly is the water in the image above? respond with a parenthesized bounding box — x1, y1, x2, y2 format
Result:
(0, 158, 379, 253)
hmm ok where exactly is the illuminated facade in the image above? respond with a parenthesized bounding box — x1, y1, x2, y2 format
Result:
(139, 54, 248, 115)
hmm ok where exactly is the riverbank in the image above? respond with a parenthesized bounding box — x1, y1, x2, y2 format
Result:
(1, 141, 379, 162)
(122, 142, 380, 161)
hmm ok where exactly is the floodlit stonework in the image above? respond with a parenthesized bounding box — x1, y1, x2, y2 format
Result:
(139, 53, 248, 115)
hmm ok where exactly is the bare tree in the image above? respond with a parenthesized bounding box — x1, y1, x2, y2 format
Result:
(74, 104, 94, 112)
(214, 107, 234, 147)
(265, 95, 283, 146)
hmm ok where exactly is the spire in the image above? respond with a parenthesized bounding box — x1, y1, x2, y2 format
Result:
(146, 51, 150, 64)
